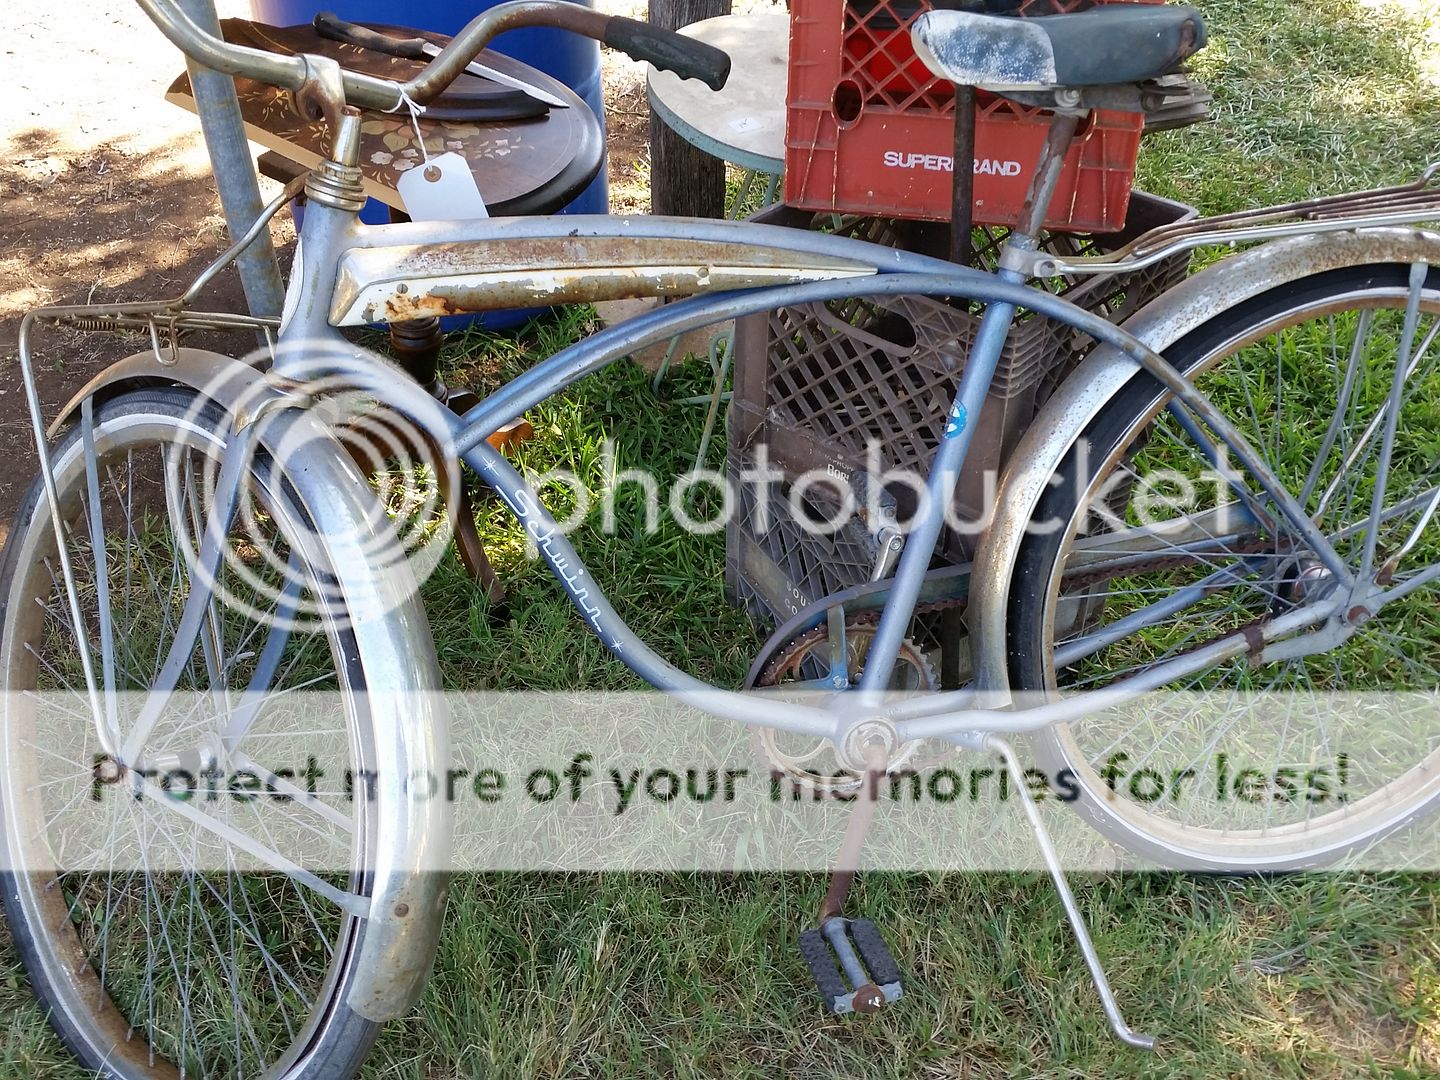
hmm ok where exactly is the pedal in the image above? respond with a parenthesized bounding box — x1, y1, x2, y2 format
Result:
(799, 917, 902, 1014)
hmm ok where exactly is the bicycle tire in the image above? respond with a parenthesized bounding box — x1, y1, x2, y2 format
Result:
(1007, 263, 1440, 869)
(0, 388, 384, 1079)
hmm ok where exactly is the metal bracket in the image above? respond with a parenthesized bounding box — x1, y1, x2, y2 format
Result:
(295, 52, 348, 133)
(998, 245, 1044, 277)
(234, 383, 316, 432)
(869, 527, 904, 582)
(848, 468, 906, 581)
(147, 315, 182, 366)
(1004, 85, 1144, 115)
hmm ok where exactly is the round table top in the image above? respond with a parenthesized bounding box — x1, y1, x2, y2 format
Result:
(646, 12, 788, 174)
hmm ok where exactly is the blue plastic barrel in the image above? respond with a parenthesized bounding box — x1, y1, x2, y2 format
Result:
(250, 0, 609, 327)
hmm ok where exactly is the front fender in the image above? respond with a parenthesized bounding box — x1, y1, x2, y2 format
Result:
(969, 225, 1440, 696)
(47, 347, 450, 1020)
(47, 347, 266, 438)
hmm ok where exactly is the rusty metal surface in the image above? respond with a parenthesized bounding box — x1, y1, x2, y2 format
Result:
(969, 224, 1440, 697)
(1014, 112, 1084, 239)
(167, 23, 601, 217)
(330, 234, 877, 325)
(817, 741, 890, 923)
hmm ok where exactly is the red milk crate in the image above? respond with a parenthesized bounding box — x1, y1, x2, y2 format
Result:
(784, 0, 1160, 231)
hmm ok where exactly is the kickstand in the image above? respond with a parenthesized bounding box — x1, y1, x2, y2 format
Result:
(988, 734, 1158, 1050)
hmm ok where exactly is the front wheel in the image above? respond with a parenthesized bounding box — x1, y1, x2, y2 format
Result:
(1008, 263, 1440, 869)
(1, 388, 388, 1078)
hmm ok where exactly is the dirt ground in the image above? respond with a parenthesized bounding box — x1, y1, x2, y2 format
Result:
(0, 0, 657, 539)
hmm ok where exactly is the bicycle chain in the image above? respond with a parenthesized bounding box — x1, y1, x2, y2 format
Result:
(755, 535, 1272, 687)
(753, 534, 1280, 785)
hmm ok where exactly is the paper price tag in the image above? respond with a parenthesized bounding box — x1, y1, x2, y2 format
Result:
(397, 152, 489, 222)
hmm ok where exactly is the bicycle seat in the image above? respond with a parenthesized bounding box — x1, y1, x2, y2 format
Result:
(910, 4, 1205, 92)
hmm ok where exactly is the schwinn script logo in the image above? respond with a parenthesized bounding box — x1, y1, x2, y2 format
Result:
(882, 151, 1023, 176)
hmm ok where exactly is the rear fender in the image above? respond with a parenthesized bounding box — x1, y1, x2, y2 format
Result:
(969, 226, 1440, 695)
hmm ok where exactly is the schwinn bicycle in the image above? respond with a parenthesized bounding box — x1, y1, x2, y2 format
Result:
(5, 0, 1440, 1075)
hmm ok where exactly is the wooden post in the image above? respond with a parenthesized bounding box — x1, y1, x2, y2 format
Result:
(648, 0, 732, 217)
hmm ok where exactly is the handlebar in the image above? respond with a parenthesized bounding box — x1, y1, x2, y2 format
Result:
(602, 17, 730, 91)
(134, 0, 730, 112)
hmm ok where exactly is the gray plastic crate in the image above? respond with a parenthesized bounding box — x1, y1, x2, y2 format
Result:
(726, 192, 1195, 627)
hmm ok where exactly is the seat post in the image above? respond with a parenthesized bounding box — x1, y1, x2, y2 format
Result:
(1011, 109, 1087, 245)
(949, 86, 977, 267)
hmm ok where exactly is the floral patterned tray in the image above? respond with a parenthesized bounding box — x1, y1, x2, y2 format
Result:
(165, 19, 604, 215)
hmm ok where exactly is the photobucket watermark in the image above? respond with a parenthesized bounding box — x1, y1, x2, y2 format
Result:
(172, 342, 462, 631)
(168, 352, 1257, 625)
(517, 437, 1254, 551)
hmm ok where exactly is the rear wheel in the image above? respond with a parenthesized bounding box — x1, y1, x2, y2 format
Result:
(1008, 264, 1440, 868)
(1, 389, 381, 1078)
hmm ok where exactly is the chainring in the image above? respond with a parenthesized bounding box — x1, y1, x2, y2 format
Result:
(752, 618, 939, 794)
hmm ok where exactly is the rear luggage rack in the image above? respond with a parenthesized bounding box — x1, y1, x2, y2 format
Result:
(1027, 163, 1440, 277)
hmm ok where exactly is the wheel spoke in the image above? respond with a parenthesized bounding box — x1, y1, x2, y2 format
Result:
(1359, 263, 1430, 580)
(2, 391, 373, 1076)
(1014, 271, 1440, 865)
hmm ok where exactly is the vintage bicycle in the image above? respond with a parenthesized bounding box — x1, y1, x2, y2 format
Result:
(5, 0, 1440, 1075)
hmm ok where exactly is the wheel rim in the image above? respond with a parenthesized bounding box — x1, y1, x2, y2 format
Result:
(1, 395, 373, 1077)
(1037, 279, 1440, 861)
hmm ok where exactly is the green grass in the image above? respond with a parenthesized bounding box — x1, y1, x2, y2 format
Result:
(421, 306, 759, 691)
(4, 0, 1440, 1075)
(356, 872, 1437, 1078)
(1135, 0, 1440, 212)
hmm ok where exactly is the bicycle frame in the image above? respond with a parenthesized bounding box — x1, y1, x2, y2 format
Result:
(251, 136, 1378, 756)
(98, 0, 1439, 761)
(14, 0, 1439, 1040)
(15, 0, 1431, 782)
(26, 172, 1433, 1041)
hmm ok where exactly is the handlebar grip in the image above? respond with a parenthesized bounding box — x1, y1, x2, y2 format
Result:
(314, 11, 431, 61)
(603, 18, 730, 91)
